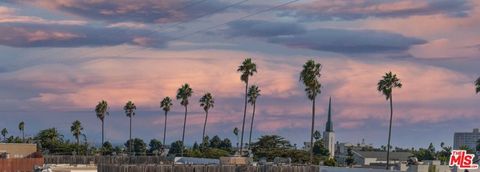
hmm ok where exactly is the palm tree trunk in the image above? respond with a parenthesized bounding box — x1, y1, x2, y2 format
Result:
(101, 120, 104, 146)
(163, 111, 167, 148)
(202, 111, 209, 143)
(386, 94, 394, 169)
(248, 102, 256, 149)
(129, 116, 132, 155)
(240, 80, 249, 155)
(310, 98, 315, 164)
(22, 130, 24, 143)
(181, 105, 188, 157)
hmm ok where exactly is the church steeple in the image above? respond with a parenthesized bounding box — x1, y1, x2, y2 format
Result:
(325, 97, 333, 132)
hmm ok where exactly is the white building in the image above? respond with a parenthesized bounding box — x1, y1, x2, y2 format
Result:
(323, 97, 335, 158)
(453, 128, 480, 150)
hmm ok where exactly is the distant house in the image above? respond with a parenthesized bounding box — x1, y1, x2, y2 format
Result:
(352, 151, 412, 166)
(0, 143, 37, 159)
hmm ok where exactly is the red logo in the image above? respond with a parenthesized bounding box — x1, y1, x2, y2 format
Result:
(449, 150, 478, 169)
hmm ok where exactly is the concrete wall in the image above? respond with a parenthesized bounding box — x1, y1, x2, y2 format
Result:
(98, 165, 320, 172)
(320, 166, 397, 172)
(0, 143, 36, 158)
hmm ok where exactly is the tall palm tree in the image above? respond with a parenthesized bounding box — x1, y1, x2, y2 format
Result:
(237, 58, 257, 154)
(299, 59, 322, 163)
(233, 127, 239, 150)
(377, 71, 402, 169)
(475, 77, 480, 94)
(176, 83, 193, 157)
(199, 93, 214, 143)
(247, 85, 261, 149)
(95, 100, 109, 145)
(18, 121, 25, 143)
(160, 97, 173, 149)
(71, 120, 83, 146)
(1, 128, 7, 142)
(124, 101, 137, 155)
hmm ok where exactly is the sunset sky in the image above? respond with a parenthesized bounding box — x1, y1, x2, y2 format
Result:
(0, 0, 479, 149)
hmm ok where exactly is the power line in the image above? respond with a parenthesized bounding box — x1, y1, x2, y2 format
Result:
(104, 0, 300, 58)
(74, 0, 249, 59)
(30, 0, 225, 59)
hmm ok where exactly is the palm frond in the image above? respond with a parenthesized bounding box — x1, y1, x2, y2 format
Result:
(475, 77, 480, 94)
(377, 71, 402, 100)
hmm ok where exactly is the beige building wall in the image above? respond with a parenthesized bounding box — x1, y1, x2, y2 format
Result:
(0, 143, 37, 158)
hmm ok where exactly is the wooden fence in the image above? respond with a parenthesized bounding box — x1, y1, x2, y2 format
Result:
(98, 164, 320, 172)
(0, 158, 44, 172)
(44, 155, 170, 165)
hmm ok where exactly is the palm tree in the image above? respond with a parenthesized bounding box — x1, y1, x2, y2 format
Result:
(199, 93, 214, 143)
(18, 121, 25, 143)
(1, 128, 7, 142)
(233, 127, 239, 150)
(377, 71, 402, 169)
(124, 100, 137, 155)
(71, 120, 83, 146)
(247, 85, 261, 149)
(313, 130, 321, 141)
(95, 100, 109, 145)
(475, 77, 480, 94)
(160, 97, 173, 149)
(176, 83, 193, 157)
(237, 58, 257, 154)
(299, 59, 322, 163)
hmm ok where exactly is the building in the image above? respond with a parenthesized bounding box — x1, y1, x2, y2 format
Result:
(323, 97, 335, 158)
(453, 128, 480, 150)
(0, 143, 37, 158)
(352, 150, 412, 166)
(336, 141, 374, 155)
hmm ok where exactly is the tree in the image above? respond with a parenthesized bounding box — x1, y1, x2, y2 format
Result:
(477, 139, 480, 152)
(124, 138, 147, 155)
(199, 93, 214, 143)
(252, 135, 291, 150)
(345, 147, 355, 167)
(377, 71, 402, 169)
(209, 135, 222, 148)
(299, 60, 322, 163)
(35, 128, 63, 153)
(18, 121, 25, 143)
(324, 157, 336, 166)
(148, 139, 162, 155)
(160, 97, 173, 150)
(237, 58, 257, 154)
(176, 83, 193, 157)
(233, 127, 239, 150)
(102, 141, 113, 155)
(247, 85, 261, 149)
(459, 145, 474, 154)
(476, 77, 480, 94)
(70, 120, 83, 147)
(1, 128, 8, 142)
(220, 138, 233, 151)
(313, 130, 321, 141)
(124, 100, 137, 155)
(312, 140, 329, 156)
(168, 140, 183, 156)
(95, 100, 109, 145)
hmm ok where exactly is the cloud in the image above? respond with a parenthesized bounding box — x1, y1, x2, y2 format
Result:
(9, 0, 229, 24)
(279, 0, 472, 22)
(0, 23, 170, 48)
(225, 20, 306, 37)
(268, 29, 426, 53)
(0, 6, 15, 15)
(224, 20, 426, 54)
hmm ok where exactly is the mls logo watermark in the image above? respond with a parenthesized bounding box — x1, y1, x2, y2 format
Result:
(449, 150, 479, 169)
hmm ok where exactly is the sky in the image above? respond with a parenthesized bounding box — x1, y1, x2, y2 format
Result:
(0, 0, 479, 149)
